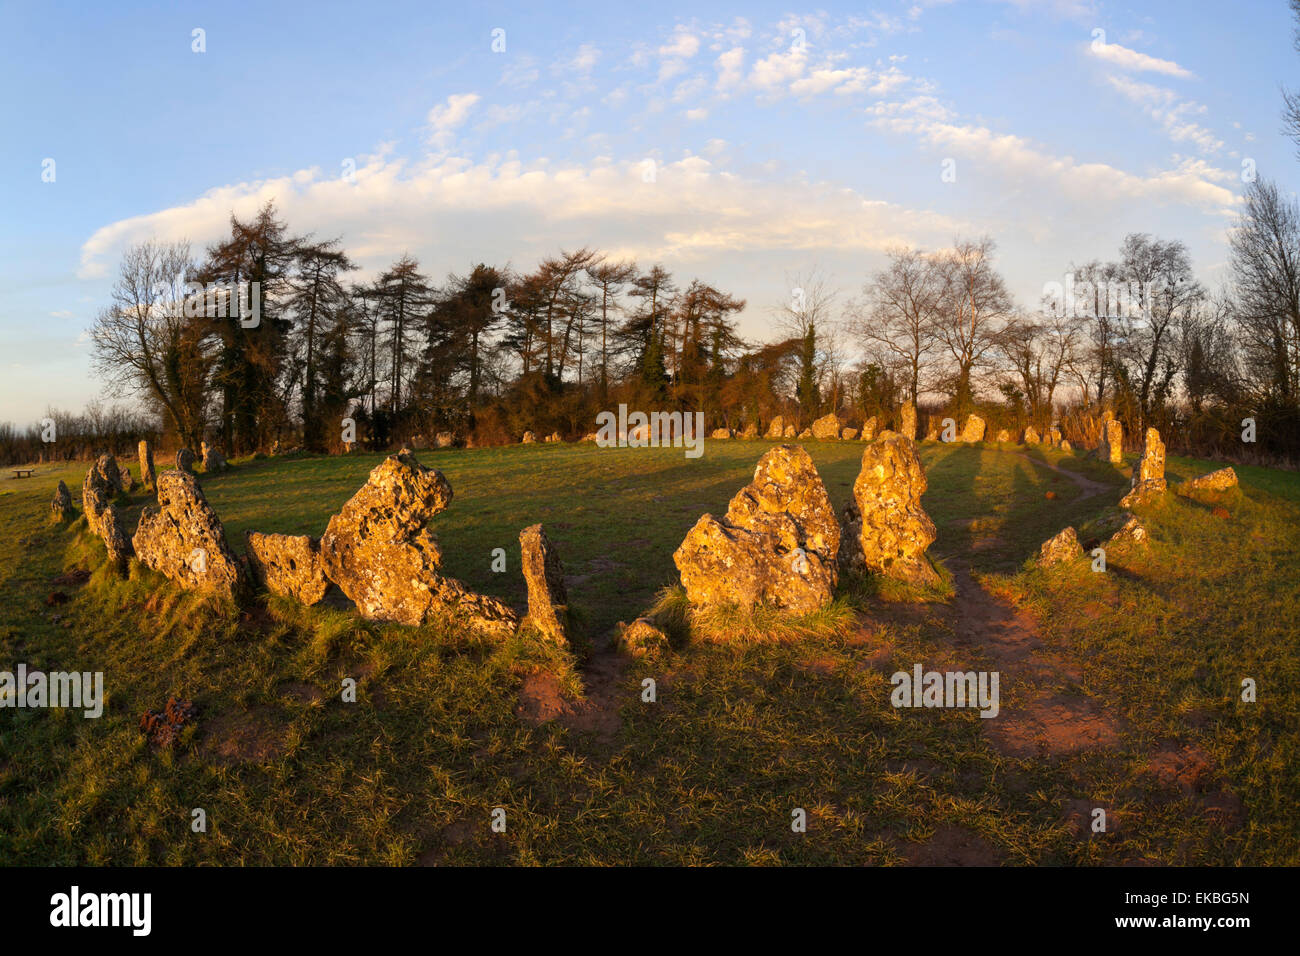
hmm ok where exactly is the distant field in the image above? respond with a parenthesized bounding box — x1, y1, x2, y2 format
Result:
(1, 439, 1296, 865)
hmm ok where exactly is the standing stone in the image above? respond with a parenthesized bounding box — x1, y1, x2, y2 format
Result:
(1060, 440, 1073, 453)
(82, 466, 133, 569)
(839, 431, 939, 586)
(811, 413, 842, 440)
(51, 480, 75, 520)
(673, 445, 840, 613)
(138, 440, 156, 490)
(435, 431, 454, 448)
(783, 425, 796, 438)
(1098, 419, 1123, 465)
(711, 428, 733, 440)
(740, 422, 759, 439)
(1036, 527, 1082, 566)
(841, 427, 859, 440)
(898, 402, 917, 441)
(961, 414, 986, 443)
(176, 447, 196, 475)
(923, 419, 939, 442)
(1047, 425, 1063, 448)
(995, 429, 1011, 443)
(245, 531, 330, 605)
(92, 454, 125, 496)
(1120, 428, 1167, 507)
(319, 453, 517, 633)
(133, 471, 244, 598)
(861, 416, 878, 441)
(519, 524, 570, 644)
(1024, 425, 1040, 445)
(201, 442, 227, 473)
(766, 416, 785, 439)
(521, 431, 537, 444)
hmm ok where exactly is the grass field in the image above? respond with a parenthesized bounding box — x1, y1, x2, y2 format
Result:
(1, 438, 1296, 865)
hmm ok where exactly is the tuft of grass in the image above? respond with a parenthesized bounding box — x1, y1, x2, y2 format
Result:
(647, 585, 858, 646)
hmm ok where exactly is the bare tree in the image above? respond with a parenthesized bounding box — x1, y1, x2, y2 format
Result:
(89, 239, 210, 450)
(848, 246, 943, 404)
(933, 237, 1013, 415)
(1229, 178, 1300, 406)
(772, 270, 839, 422)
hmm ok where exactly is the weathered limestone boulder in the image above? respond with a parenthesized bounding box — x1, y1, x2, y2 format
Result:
(522, 431, 537, 444)
(1060, 440, 1073, 453)
(839, 431, 939, 586)
(201, 442, 227, 473)
(961, 414, 986, 443)
(435, 431, 454, 448)
(132, 472, 243, 597)
(1024, 425, 1040, 445)
(1047, 426, 1063, 448)
(995, 429, 1011, 443)
(797, 428, 812, 439)
(741, 422, 759, 439)
(176, 447, 195, 474)
(673, 445, 840, 613)
(617, 618, 670, 659)
(519, 524, 570, 644)
(581, 432, 598, 442)
(545, 432, 562, 443)
(1180, 467, 1238, 499)
(766, 416, 785, 439)
(861, 416, 878, 441)
(811, 413, 842, 441)
(319, 453, 517, 634)
(1098, 419, 1123, 465)
(783, 425, 796, 438)
(92, 454, 125, 496)
(923, 420, 939, 441)
(1036, 527, 1082, 566)
(841, 427, 859, 440)
(138, 440, 156, 489)
(82, 458, 133, 569)
(51, 480, 75, 520)
(898, 402, 917, 441)
(1107, 513, 1147, 547)
(711, 428, 733, 440)
(1120, 428, 1167, 507)
(244, 531, 329, 606)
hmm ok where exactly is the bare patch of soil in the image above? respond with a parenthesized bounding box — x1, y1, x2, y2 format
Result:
(516, 649, 625, 743)
(199, 706, 289, 764)
(902, 825, 1001, 866)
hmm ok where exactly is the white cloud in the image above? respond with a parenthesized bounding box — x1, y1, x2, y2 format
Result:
(1088, 40, 1193, 79)
(1105, 75, 1222, 154)
(427, 93, 481, 146)
(658, 29, 700, 82)
(870, 99, 1235, 213)
(715, 46, 745, 91)
(77, 151, 968, 282)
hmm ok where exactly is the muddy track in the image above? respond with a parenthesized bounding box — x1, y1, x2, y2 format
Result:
(945, 554, 1120, 758)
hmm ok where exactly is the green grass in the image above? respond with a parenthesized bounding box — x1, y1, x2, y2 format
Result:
(1, 438, 1297, 865)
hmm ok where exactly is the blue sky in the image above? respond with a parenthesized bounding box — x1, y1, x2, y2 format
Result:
(2, 0, 1298, 424)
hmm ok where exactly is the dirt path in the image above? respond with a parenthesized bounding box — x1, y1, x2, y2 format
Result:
(945, 554, 1120, 758)
(1009, 452, 1112, 502)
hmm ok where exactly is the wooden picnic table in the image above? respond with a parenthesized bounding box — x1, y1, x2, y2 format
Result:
(12, 468, 35, 478)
